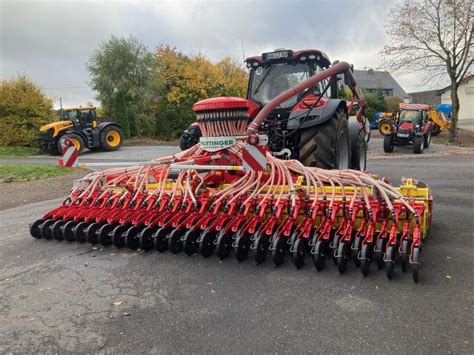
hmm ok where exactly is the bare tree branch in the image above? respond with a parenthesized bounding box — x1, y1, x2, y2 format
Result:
(382, 0, 474, 143)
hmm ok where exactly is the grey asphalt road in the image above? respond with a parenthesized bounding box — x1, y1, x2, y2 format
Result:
(1, 154, 473, 353)
(1, 137, 473, 169)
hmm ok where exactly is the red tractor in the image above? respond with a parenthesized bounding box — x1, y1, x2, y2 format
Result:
(383, 103, 432, 154)
(180, 49, 369, 170)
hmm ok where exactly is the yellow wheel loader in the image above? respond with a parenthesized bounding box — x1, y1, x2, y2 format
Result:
(427, 109, 451, 136)
(39, 105, 124, 155)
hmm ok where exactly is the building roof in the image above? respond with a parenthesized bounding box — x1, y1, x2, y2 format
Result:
(400, 103, 431, 111)
(408, 89, 441, 107)
(438, 74, 474, 94)
(352, 69, 409, 98)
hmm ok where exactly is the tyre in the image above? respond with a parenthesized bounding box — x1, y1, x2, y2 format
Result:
(180, 125, 202, 151)
(383, 135, 394, 153)
(100, 125, 124, 151)
(349, 121, 367, 171)
(298, 108, 350, 169)
(431, 124, 441, 136)
(58, 133, 85, 154)
(424, 128, 432, 148)
(378, 119, 393, 135)
(413, 136, 424, 154)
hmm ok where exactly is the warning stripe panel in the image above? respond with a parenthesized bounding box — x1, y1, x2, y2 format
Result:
(242, 144, 267, 171)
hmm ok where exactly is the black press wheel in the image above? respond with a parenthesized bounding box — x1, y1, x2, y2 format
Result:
(39, 219, 55, 240)
(400, 239, 410, 273)
(112, 224, 130, 248)
(200, 230, 217, 258)
(30, 219, 45, 239)
(216, 232, 233, 260)
(298, 108, 350, 169)
(138, 226, 156, 251)
(412, 247, 421, 283)
(254, 234, 269, 265)
(168, 228, 185, 254)
(271, 236, 285, 267)
(153, 226, 171, 252)
(234, 231, 251, 262)
(293, 238, 306, 269)
(85, 222, 103, 244)
(98, 223, 117, 246)
(337, 241, 350, 274)
(62, 220, 78, 242)
(385, 245, 397, 280)
(374, 238, 386, 270)
(73, 221, 89, 243)
(183, 229, 201, 256)
(352, 235, 362, 267)
(312, 240, 327, 271)
(360, 243, 372, 277)
(51, 220, 66, 240)
(125, 226, 142, 250)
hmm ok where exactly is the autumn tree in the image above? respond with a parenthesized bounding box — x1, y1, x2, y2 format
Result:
(385, 96, 404, 113)
(154, 45, 247, 138)
(0, 75, 53, 146)
(383, 0, 473, 142)
(88, 36, 159, 137)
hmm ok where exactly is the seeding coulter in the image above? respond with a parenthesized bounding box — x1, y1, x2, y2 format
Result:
(30, 49, 432, 282)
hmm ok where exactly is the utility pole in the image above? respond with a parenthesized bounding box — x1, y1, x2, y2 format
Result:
(240, 35, 245, 62)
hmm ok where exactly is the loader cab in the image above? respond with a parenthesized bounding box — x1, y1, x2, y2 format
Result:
(245, 49, 334, 118)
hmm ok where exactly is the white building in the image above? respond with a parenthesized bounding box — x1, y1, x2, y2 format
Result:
(439, 75, 474, 120)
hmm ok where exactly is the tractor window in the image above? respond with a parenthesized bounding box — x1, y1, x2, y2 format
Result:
(399, 110, 422, 124)
(68, 110, 78, 120)
(249, 63, 314, 108)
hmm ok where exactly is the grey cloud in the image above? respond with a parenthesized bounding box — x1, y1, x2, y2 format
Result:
(2, 0, 416, 108)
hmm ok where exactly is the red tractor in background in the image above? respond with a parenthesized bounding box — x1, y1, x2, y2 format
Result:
(383, 103, 432, 154)
(180, 49, 369, 171)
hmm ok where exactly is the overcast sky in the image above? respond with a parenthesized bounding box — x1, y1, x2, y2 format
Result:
(1, 0, 435, 108)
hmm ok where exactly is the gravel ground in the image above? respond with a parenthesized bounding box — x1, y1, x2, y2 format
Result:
(0, 171, 88, 211)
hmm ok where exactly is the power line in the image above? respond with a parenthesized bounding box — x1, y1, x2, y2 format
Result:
(43, 86, 91, 90)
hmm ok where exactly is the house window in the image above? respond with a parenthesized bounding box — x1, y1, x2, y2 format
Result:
(383, 89, 394, 96)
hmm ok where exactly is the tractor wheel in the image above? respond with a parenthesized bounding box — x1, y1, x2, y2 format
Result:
(413, 136, 424, 154)
(180, 125, 202, 151)
(424, 128, 432, 148)
(298, 108, 350, 169)
(349, 121, 367, 171)
(431, 124, 441, 136)
(58, 134, 85, 154)
(100, 126, 124, 151)
(378, 119, 393, 135)
(383, 135, 394, 153)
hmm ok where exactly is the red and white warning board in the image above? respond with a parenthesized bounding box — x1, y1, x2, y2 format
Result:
(58, 138, 79, 168)
(242, 144, 268, 171)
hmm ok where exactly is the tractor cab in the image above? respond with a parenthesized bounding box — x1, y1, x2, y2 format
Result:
(59, 106, 97, 130)
(245, 49, 334, 121)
